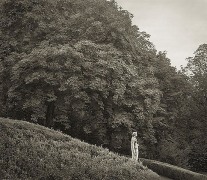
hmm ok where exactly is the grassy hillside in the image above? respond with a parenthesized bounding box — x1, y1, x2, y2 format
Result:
(0, 118, 160, 180)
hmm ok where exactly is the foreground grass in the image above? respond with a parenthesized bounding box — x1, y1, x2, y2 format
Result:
(141, 158, 207, 180)
(0, 118, 160, 180)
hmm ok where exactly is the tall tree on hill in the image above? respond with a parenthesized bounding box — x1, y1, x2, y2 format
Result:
(149, 51, 192, 168)
(0, 0, 161, 155)
(182, 44, 207, 171)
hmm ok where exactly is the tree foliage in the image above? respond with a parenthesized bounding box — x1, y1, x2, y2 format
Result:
(0, 0, 161, 155)
(182, 44, 207, 171)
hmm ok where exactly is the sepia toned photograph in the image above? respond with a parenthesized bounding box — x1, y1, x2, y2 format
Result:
(0, 0, 207, 179)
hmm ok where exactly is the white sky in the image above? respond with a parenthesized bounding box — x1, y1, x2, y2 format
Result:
(115, 0, 207, 69)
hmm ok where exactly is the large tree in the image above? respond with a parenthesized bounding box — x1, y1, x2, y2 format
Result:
(147, 51, 192, 167)
(182, 44, 207, 171)
(0, 0, 161, 155)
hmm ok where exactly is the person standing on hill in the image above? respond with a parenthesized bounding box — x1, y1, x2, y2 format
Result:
(131, 132, 139, 161)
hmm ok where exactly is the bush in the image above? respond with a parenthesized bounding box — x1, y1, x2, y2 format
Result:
(141, 158, 207, 180)
(0, 118, 160, 180)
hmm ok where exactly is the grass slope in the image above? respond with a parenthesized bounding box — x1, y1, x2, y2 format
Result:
(0, 118, 160, 180)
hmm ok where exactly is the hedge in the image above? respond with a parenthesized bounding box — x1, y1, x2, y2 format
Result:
(141, 158, 207, 180)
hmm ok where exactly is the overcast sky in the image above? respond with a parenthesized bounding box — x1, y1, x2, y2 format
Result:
(115, 0, 207, 69)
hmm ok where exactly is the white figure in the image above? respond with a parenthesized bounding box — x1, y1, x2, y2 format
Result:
(131, 132, 139, 161)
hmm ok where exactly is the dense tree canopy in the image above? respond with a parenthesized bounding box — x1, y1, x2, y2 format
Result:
(0, 0, 161, 156)
(181, 44, 207, 171)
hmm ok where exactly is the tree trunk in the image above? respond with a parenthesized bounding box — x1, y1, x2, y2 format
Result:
(46, 102, 55, 127)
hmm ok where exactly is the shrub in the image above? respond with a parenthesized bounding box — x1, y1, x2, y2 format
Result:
(141, 158, 207, 180)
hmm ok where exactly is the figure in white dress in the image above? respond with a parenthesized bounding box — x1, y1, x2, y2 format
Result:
(131, 132, 139, 161)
